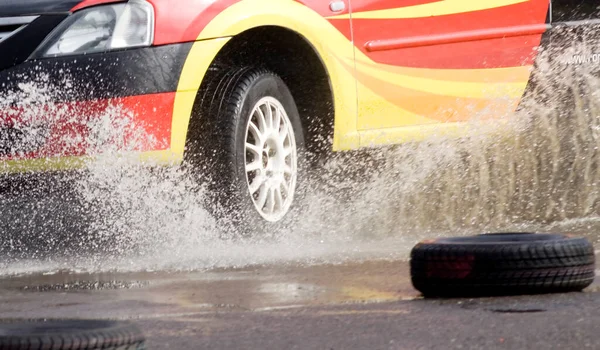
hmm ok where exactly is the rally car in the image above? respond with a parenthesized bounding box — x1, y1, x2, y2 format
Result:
(0, 0, 597, 229)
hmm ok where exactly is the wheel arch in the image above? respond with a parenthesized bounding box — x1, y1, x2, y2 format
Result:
(171, 1, 358, 163)
(190, 25, 336, 157)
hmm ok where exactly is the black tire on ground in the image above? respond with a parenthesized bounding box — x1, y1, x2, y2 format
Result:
(0, 319, 145, 350)
(410, 233, 596, 297)
(185, 67, 306, 236)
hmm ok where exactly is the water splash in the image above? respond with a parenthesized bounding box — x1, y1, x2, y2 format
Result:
(2, 31, 600, 274)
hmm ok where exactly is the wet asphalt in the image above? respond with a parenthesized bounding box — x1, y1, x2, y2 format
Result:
(1, 175, 600, 349)
(0, 259, 598, 349)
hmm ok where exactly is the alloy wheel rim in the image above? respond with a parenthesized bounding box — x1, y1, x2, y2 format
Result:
(244, 96, 298, 222)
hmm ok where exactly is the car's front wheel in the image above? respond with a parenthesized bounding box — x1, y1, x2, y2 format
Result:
(187, 68, 305, 234)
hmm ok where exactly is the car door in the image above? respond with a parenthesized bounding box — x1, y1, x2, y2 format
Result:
(344, 0, 550, 146)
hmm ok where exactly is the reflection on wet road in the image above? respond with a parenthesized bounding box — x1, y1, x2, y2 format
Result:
(0, 260, 417, 317)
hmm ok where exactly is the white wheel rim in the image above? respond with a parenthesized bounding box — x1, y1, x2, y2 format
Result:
(244, 96, 298, 222)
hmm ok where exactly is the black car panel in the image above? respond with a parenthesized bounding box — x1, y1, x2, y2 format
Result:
(0, 0, 80, 17)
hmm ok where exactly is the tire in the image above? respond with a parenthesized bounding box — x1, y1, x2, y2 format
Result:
(0, 319, 145, 350)
(186, 67, 305, 235)
(410, 233, 596, 297)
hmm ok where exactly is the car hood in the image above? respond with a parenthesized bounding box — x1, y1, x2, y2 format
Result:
(0, 0, 81, 17)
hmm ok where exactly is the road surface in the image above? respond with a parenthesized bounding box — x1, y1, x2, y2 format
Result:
(0, 259, 598, 349)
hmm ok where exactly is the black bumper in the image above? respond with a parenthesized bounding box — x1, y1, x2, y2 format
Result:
(0, 42, 193, 102)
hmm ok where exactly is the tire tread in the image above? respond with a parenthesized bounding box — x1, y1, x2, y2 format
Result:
(410, 234, 596, 297)
(0, 320, 144, 350)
